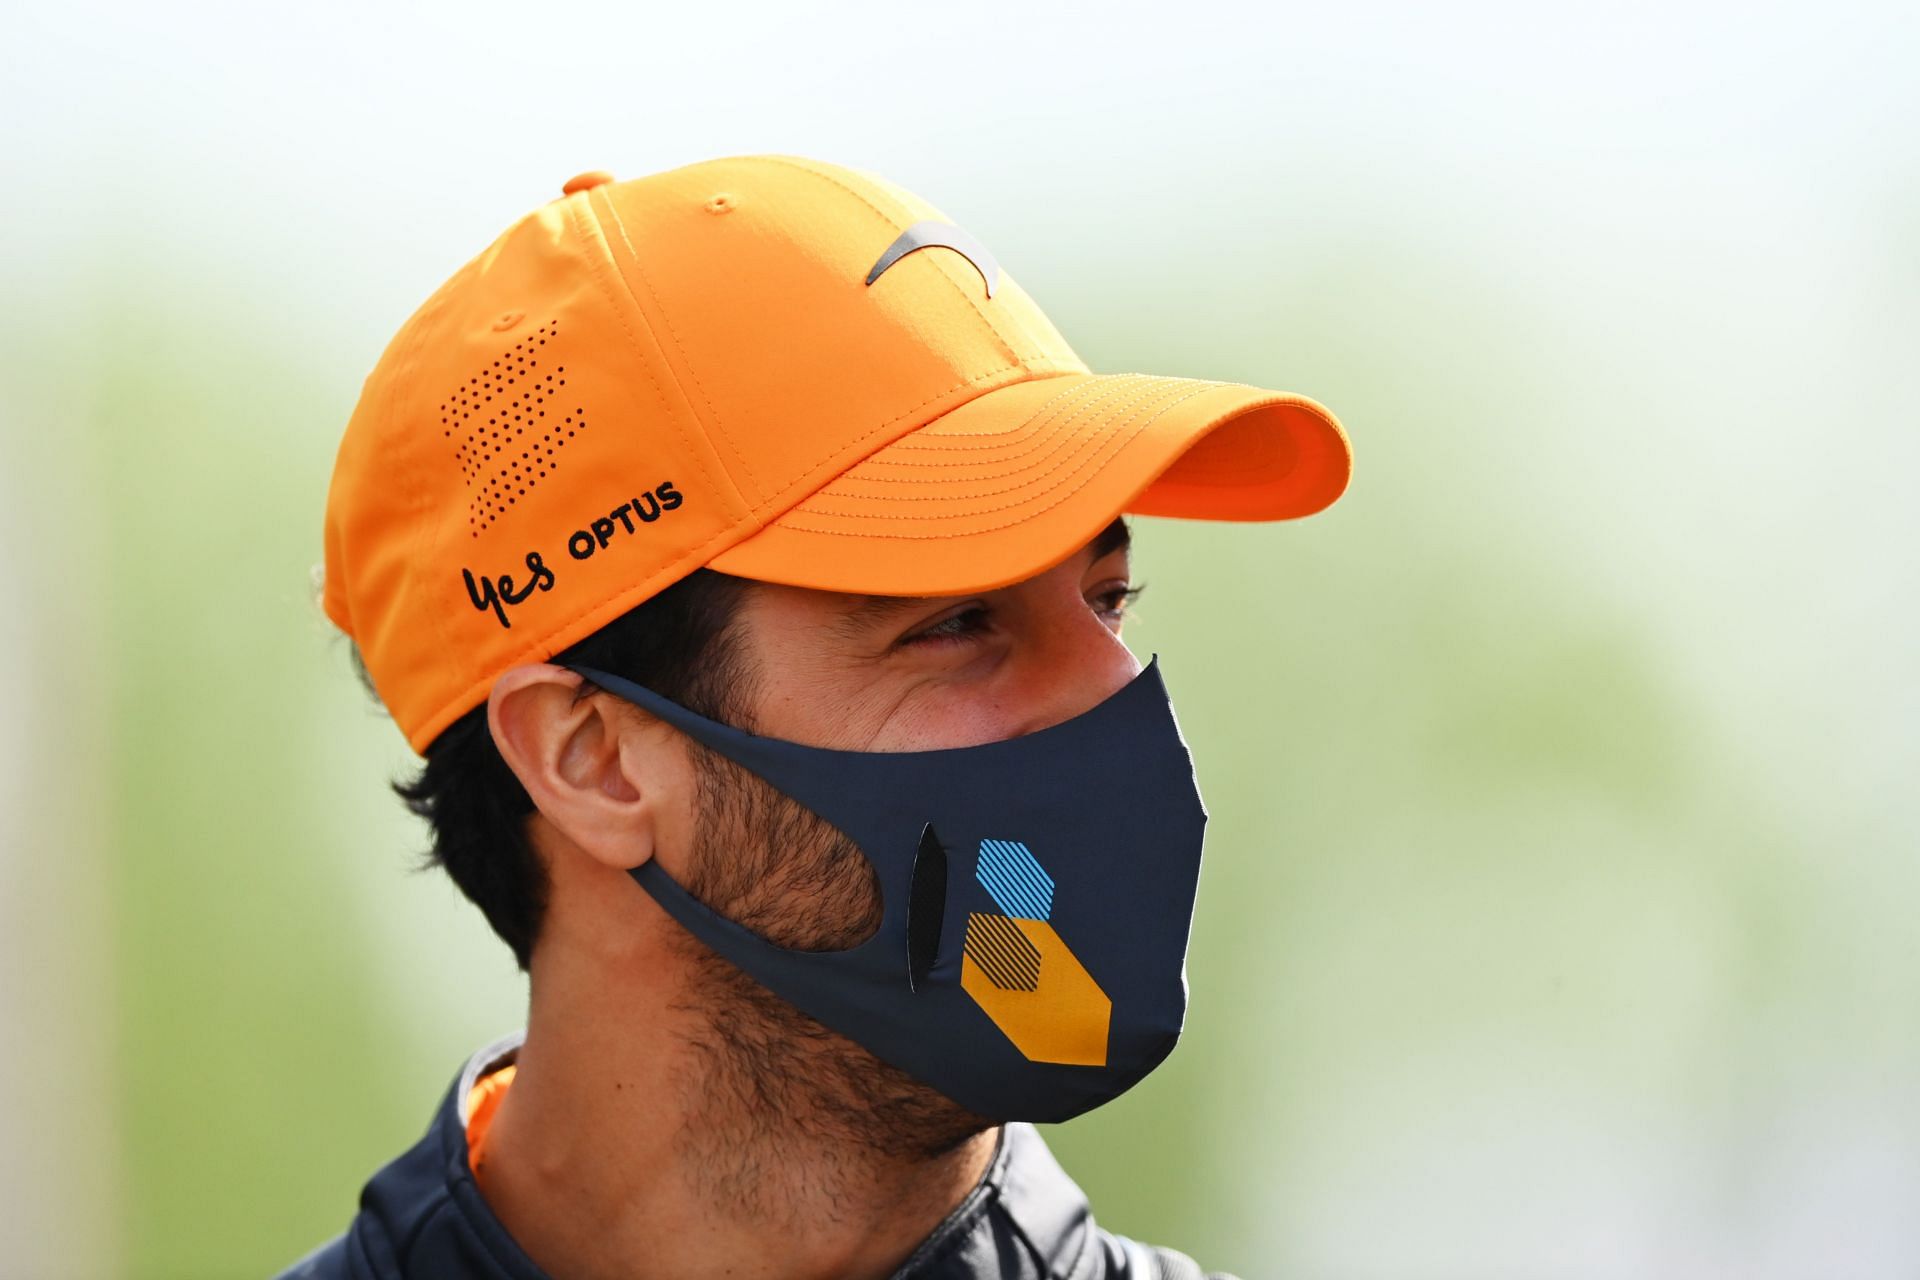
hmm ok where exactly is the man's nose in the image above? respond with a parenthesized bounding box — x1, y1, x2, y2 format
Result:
(1004, 586, 1143, 738)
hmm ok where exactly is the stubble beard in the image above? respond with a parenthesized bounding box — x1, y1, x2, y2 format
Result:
(668, 739, 994, 1220)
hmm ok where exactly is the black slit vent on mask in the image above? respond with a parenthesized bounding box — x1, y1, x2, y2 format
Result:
(907, 823, 947, 992)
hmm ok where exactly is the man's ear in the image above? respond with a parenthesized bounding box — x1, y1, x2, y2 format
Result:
(487, 663, 666, 872)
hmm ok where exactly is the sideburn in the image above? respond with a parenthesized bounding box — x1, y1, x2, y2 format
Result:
(670, 739, 993, 1168)
(681, 738, 883, 952)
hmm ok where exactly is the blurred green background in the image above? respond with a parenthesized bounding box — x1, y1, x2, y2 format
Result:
(4, 2, 1917, 1277)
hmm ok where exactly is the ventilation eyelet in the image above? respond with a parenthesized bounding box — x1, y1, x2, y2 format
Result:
(445, 319, 585, 536)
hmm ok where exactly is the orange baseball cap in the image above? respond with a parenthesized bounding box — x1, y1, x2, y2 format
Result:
(321, 154, 1352, 753)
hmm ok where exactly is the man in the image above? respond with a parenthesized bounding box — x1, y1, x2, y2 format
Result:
(283, 154, 1351, 1280)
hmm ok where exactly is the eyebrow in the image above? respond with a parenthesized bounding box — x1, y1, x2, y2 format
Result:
(834, 517, 1132, 636)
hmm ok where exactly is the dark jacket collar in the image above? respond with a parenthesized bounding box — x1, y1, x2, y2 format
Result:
(306, 1031, 1135, 1280)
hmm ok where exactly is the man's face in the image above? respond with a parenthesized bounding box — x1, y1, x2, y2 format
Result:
(648, 520, 1143, 1163)
(667, 517, 1142, 954)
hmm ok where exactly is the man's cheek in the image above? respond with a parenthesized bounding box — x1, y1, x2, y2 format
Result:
(868, 686, 1027, 753)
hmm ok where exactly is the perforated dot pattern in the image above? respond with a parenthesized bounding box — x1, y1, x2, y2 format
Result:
(439, 320, 585, 536)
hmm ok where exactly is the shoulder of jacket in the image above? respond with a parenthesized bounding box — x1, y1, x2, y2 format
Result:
(1098, 1232, 1243, 1280)
(270, 1231, 352, 1280)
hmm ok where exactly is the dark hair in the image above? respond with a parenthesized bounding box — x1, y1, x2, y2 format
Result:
(347, 569, 756, 971)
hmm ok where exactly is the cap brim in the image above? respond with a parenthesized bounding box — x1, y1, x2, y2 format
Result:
(708, 370, 1351, 596)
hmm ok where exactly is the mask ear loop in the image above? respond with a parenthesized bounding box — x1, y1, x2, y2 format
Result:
(557, 659, 918, 970)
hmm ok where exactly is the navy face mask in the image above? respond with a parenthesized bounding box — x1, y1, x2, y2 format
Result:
(560, 655, 1209, 1124)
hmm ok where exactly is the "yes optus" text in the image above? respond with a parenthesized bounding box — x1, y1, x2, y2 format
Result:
(461, 480, 685, 630)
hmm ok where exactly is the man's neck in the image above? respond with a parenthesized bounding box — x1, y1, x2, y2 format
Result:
(475, 936, 1000, 1280)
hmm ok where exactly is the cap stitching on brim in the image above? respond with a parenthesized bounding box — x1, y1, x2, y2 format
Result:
(802, 376, 1173, 502)
(907, 374, 1214, 447)
(736, 359, 1048, 520)
(908, 373, 1117, 445)
(810, 376, 1167, 495)
(830, 377, 1219, 476)
(884, 375, 1161, 465)
(773, 381, 1225, 537)
(797, 378, 1221, 510)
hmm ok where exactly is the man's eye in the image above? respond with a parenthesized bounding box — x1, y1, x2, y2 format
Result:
(1094, 583, 1145, 621)
(902, 605, 993, 647)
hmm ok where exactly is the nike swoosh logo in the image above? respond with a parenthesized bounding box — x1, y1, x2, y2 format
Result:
(865, 220, 1001, 298)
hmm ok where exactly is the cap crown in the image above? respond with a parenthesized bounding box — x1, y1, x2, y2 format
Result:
(323, 155, 1088, 751)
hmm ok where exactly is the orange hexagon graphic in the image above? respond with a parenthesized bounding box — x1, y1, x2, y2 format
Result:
(960, 912, 1111, 1067)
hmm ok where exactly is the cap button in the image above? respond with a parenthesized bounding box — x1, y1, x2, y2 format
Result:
(562, 170, 614, 196)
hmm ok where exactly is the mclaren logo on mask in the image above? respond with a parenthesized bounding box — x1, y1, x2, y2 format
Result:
(960, 838, 1112, 1067)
